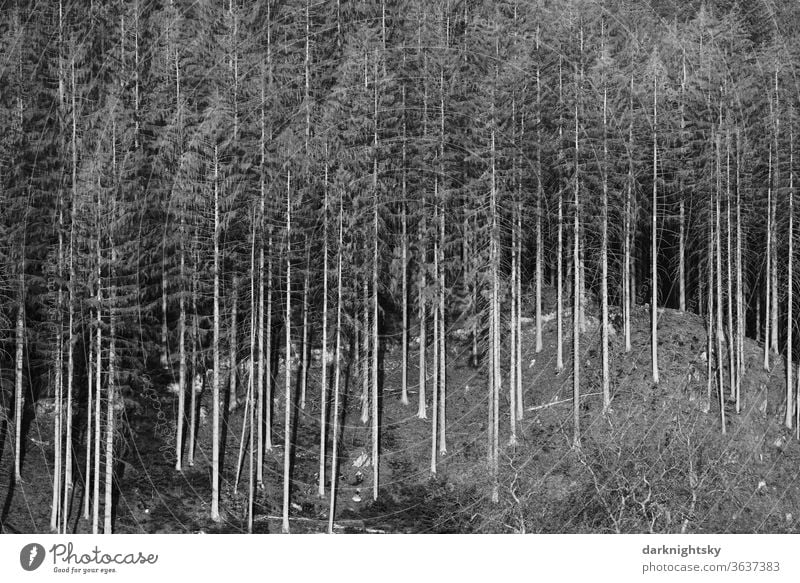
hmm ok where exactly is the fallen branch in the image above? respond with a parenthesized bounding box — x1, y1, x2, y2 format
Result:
(526, 391, 603, 412)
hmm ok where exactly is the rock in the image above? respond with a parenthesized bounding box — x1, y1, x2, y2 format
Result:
(353, 451, 369, 468)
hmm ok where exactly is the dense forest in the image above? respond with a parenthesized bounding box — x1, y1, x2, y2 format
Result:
(3, 0, 800, 534)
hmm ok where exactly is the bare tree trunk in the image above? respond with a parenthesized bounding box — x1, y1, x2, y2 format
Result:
(361, 275, 370, 424)
(515, 203, 523, 421)
(715, 132, 726, 435)
(372, 55, 380, 500)
(51, 0, 66, 533)
(247, 210, 256, 532)
(328, 194, 344, 534)
(651, 74, 659, 385)
(601, 72, 610, 412)
(431, 184, 440, 475)
(556, 56, 564, 372)
(490, 128, 500, 503)
(735, 129, 743, 414)
(92, 250, 102, 534)
(300, 247, 310, 410)
(535, 26, 543, 354)
(104, 249, 117, 534)
(788, 119, 795, 430)
(624, 75, 634, 353)
(82, 317, 91, 521)
(211, 145, 221, 523)
(266, 235, 273, 451)
(188, 227, 199, 466)
(282, 169, 293, 534)
(771, 71, 780, 356)
(62, 237, 75, 530)
(509, 188, 517, 446)
(765, 146, 772, 371)
(228, 276, 239, 412)
(176, 212, 186, 470)
(318, 153, 329, 497)
(726, 131, 735, 403)
(401, 85, 409, 405)
(572, 99, 581, 450)
(679, 51, 687, 312)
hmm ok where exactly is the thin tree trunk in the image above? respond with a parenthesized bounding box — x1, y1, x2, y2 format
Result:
(228, 276, 239, 411)
(735, 128, 743, 414)
(624, 75, 634, 353)
(372, 54, 380, 500)
(765, 147, 772, 371)
(535, 25, 543, 354)
(679, 51, 687, 312)
(300, 247, 310, 410)
(490, 127, 500, 504)
(401, 85, 409, 405)
(726, 131, 735, 403)
(318, 152, 329, 497)
(788, 119, 795, 430)
(104, 251, 117, 534)
(211, 145, 221, 523)
(573, 98, 581, 450)
(328, 194, 344, 534)
(188, 227, 199, 466)
(266, 235, 273, 451)
(176, 214, 186, 470)
(715, 132, 726, 435)
(92, 257, 102, 534)
(771, 70, 780, 356)
(431, 184, 440, 474)
(556, 56, 564, 372)
(82, 320, 92, 521)
(651, 74, 659, 385)
(601, 76, 610, 412)
(282, 169, 292, 534)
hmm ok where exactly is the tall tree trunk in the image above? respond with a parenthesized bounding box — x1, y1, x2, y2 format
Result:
(556, 55, 564, 372)
(14, 280, 24, 483)
(765, 146, 772, 371)
(188, 227, 199, 466)
(715, 131, 726, 435)
(735, 129, 743, 414)
(228, 276, 239, 411)
(624, 75, 634, 353)
(726, 131, 735, 403)
(372, 53, 380, 500)
(92, 244, 102, 534)
(282, 169, 293, 534)
(401, 83, 409, 406)
(572, 99, 581, 450)
(679, 51, 687, 313)
(535, 25, 543, 354)
(788, 119, 795, 430)
(82, 315, 92, 522)
(176, 211, 186, 470)
(490, 127, 500, 504)
(265, 235, 274, 451)
(104, 250, 117, 534)
(771, 70, 780, 356)
(601, 58, 610, 412)
(651, 74, 659, 385)
(300, 247, 310, 410)
(328, 194, 344, 534)
(318, 152, 329, 497)
(211, 145, 221, 523)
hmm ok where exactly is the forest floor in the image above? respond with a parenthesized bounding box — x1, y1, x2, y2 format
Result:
(3, 289, 800, 533)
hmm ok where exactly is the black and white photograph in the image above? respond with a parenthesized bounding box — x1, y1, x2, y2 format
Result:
(2, 1, 800, 563)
